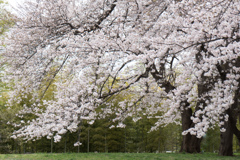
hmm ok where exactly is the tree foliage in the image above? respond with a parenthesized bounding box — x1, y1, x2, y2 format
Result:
(0, 0, 14, 35)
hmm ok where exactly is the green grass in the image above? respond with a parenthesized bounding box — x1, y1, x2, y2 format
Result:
(0, 153, 240, 160)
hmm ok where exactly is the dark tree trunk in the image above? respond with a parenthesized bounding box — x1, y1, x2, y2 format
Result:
(230, 89, 240, 145)
(180, 107, 202, 153)
(218, 83, 240, 156)
(180, 47, 212, 153)
(219, 116, 233, 156)
(219, 96, 240, 156)
(150, 59, 203, 154)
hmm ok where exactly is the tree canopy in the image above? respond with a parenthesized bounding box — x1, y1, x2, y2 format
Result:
(2, 0, 240, 155)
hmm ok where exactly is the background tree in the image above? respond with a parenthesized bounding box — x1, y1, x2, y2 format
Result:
(201, 127, 220, 153)
(0, 0, 14, 35)
(0, 0, 15, 153)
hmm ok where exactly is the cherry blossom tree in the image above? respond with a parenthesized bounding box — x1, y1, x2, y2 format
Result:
(2, 0, 240, 156)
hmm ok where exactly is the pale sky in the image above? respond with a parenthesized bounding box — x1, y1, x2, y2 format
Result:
(7, 0, 26, 8)
(5, 0, 29, 15)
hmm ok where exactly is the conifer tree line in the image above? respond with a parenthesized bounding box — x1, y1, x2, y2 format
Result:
(0, 115, 182, 153)
(1, 0, 240, 156)
(0, 111, 239, 154)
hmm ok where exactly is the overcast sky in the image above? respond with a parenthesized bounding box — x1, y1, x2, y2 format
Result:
(7, 0, 26, 8)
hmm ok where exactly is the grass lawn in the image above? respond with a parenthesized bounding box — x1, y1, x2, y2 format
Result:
(0, 152, 240, 160)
